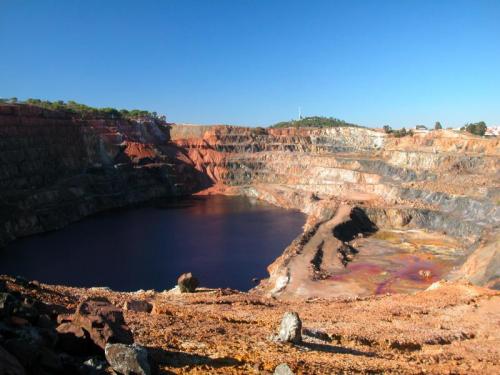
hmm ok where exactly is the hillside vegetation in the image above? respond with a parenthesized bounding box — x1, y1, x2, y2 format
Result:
(0, 97, 165, 121)
(271, 116, 362, 129)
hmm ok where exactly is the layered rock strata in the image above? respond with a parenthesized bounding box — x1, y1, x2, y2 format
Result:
(169, 124, 499, 293)
(1, 104, 499, 295)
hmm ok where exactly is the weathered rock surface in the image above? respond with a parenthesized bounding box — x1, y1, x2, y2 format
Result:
(104, 343, 150, 375)
(70, 298, 133, 349)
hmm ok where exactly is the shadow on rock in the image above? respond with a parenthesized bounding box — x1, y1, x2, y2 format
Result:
(333, 207, 378, 242)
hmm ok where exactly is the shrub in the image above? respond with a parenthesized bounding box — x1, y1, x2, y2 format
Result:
(461, 122, 486, 136)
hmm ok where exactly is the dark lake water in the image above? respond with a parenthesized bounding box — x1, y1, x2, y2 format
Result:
(1, 196, 304, 291)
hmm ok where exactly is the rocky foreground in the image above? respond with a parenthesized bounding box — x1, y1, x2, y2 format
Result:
(1, 104, 499, 373)
(1, 275, 499, 374)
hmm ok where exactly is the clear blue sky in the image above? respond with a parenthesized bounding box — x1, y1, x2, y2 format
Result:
(1, 0, 499, 127)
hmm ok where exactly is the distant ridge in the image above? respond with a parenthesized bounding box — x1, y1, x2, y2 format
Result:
(271, 116, 363, 129)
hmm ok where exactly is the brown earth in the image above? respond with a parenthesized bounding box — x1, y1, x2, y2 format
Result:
(2, 275, 499, 374)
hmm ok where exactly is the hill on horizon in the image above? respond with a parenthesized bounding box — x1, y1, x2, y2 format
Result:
(271, 116, 363, 129)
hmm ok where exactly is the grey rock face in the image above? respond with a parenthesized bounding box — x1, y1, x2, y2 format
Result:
(177, 273, 199, 293)
(274, 363, 294, 375)
(105, 343, 151, 375)
(277, 312, 302, 344)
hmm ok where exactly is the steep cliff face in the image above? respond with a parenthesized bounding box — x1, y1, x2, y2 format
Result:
(0, 104, 203, 246)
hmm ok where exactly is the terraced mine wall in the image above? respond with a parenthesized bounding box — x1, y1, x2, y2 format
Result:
(170, 125, 499, 236)
(1, 104, 498, 287)
(169, 124, 499, 288)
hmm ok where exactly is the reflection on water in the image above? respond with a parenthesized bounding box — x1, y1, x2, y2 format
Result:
(0, 196, 305, 291)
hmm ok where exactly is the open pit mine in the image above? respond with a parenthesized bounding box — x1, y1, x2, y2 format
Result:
(0, 103, 499, 374)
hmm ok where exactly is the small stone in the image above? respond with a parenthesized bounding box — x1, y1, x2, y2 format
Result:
(277, 312, 302, 344)
(124, 300, 152, 313)
(274, 363, 294, 375)
(177, 273, 199, 293)
(105, 343, 151, 375)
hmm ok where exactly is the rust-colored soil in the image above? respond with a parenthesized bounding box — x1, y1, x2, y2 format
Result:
(5, 277, 499, 374)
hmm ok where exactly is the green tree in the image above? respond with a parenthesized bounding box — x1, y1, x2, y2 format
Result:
(383, 125, 392, 133)
(434, 121, 442, 130)
(462, 121, 486, 136)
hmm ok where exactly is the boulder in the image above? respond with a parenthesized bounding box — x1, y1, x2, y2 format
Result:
(124, 300, 152, 313)
(0, 345, 26, 375)
(274, 363, 294, 375)
(72, 298, 133, 349)
(105, 343, 151, 375)
(177, 273, 199, 293)
(277, 312, 302, 344)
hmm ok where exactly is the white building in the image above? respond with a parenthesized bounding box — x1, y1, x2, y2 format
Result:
(485, 126, 500, 136)
(414, 125, 429, 133)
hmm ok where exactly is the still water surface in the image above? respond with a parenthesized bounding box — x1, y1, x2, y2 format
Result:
(1, 196, 304, 291)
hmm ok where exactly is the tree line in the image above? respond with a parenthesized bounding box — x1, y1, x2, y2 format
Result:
(271, 116, 362, 129)
(0, 97, 166, 121)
